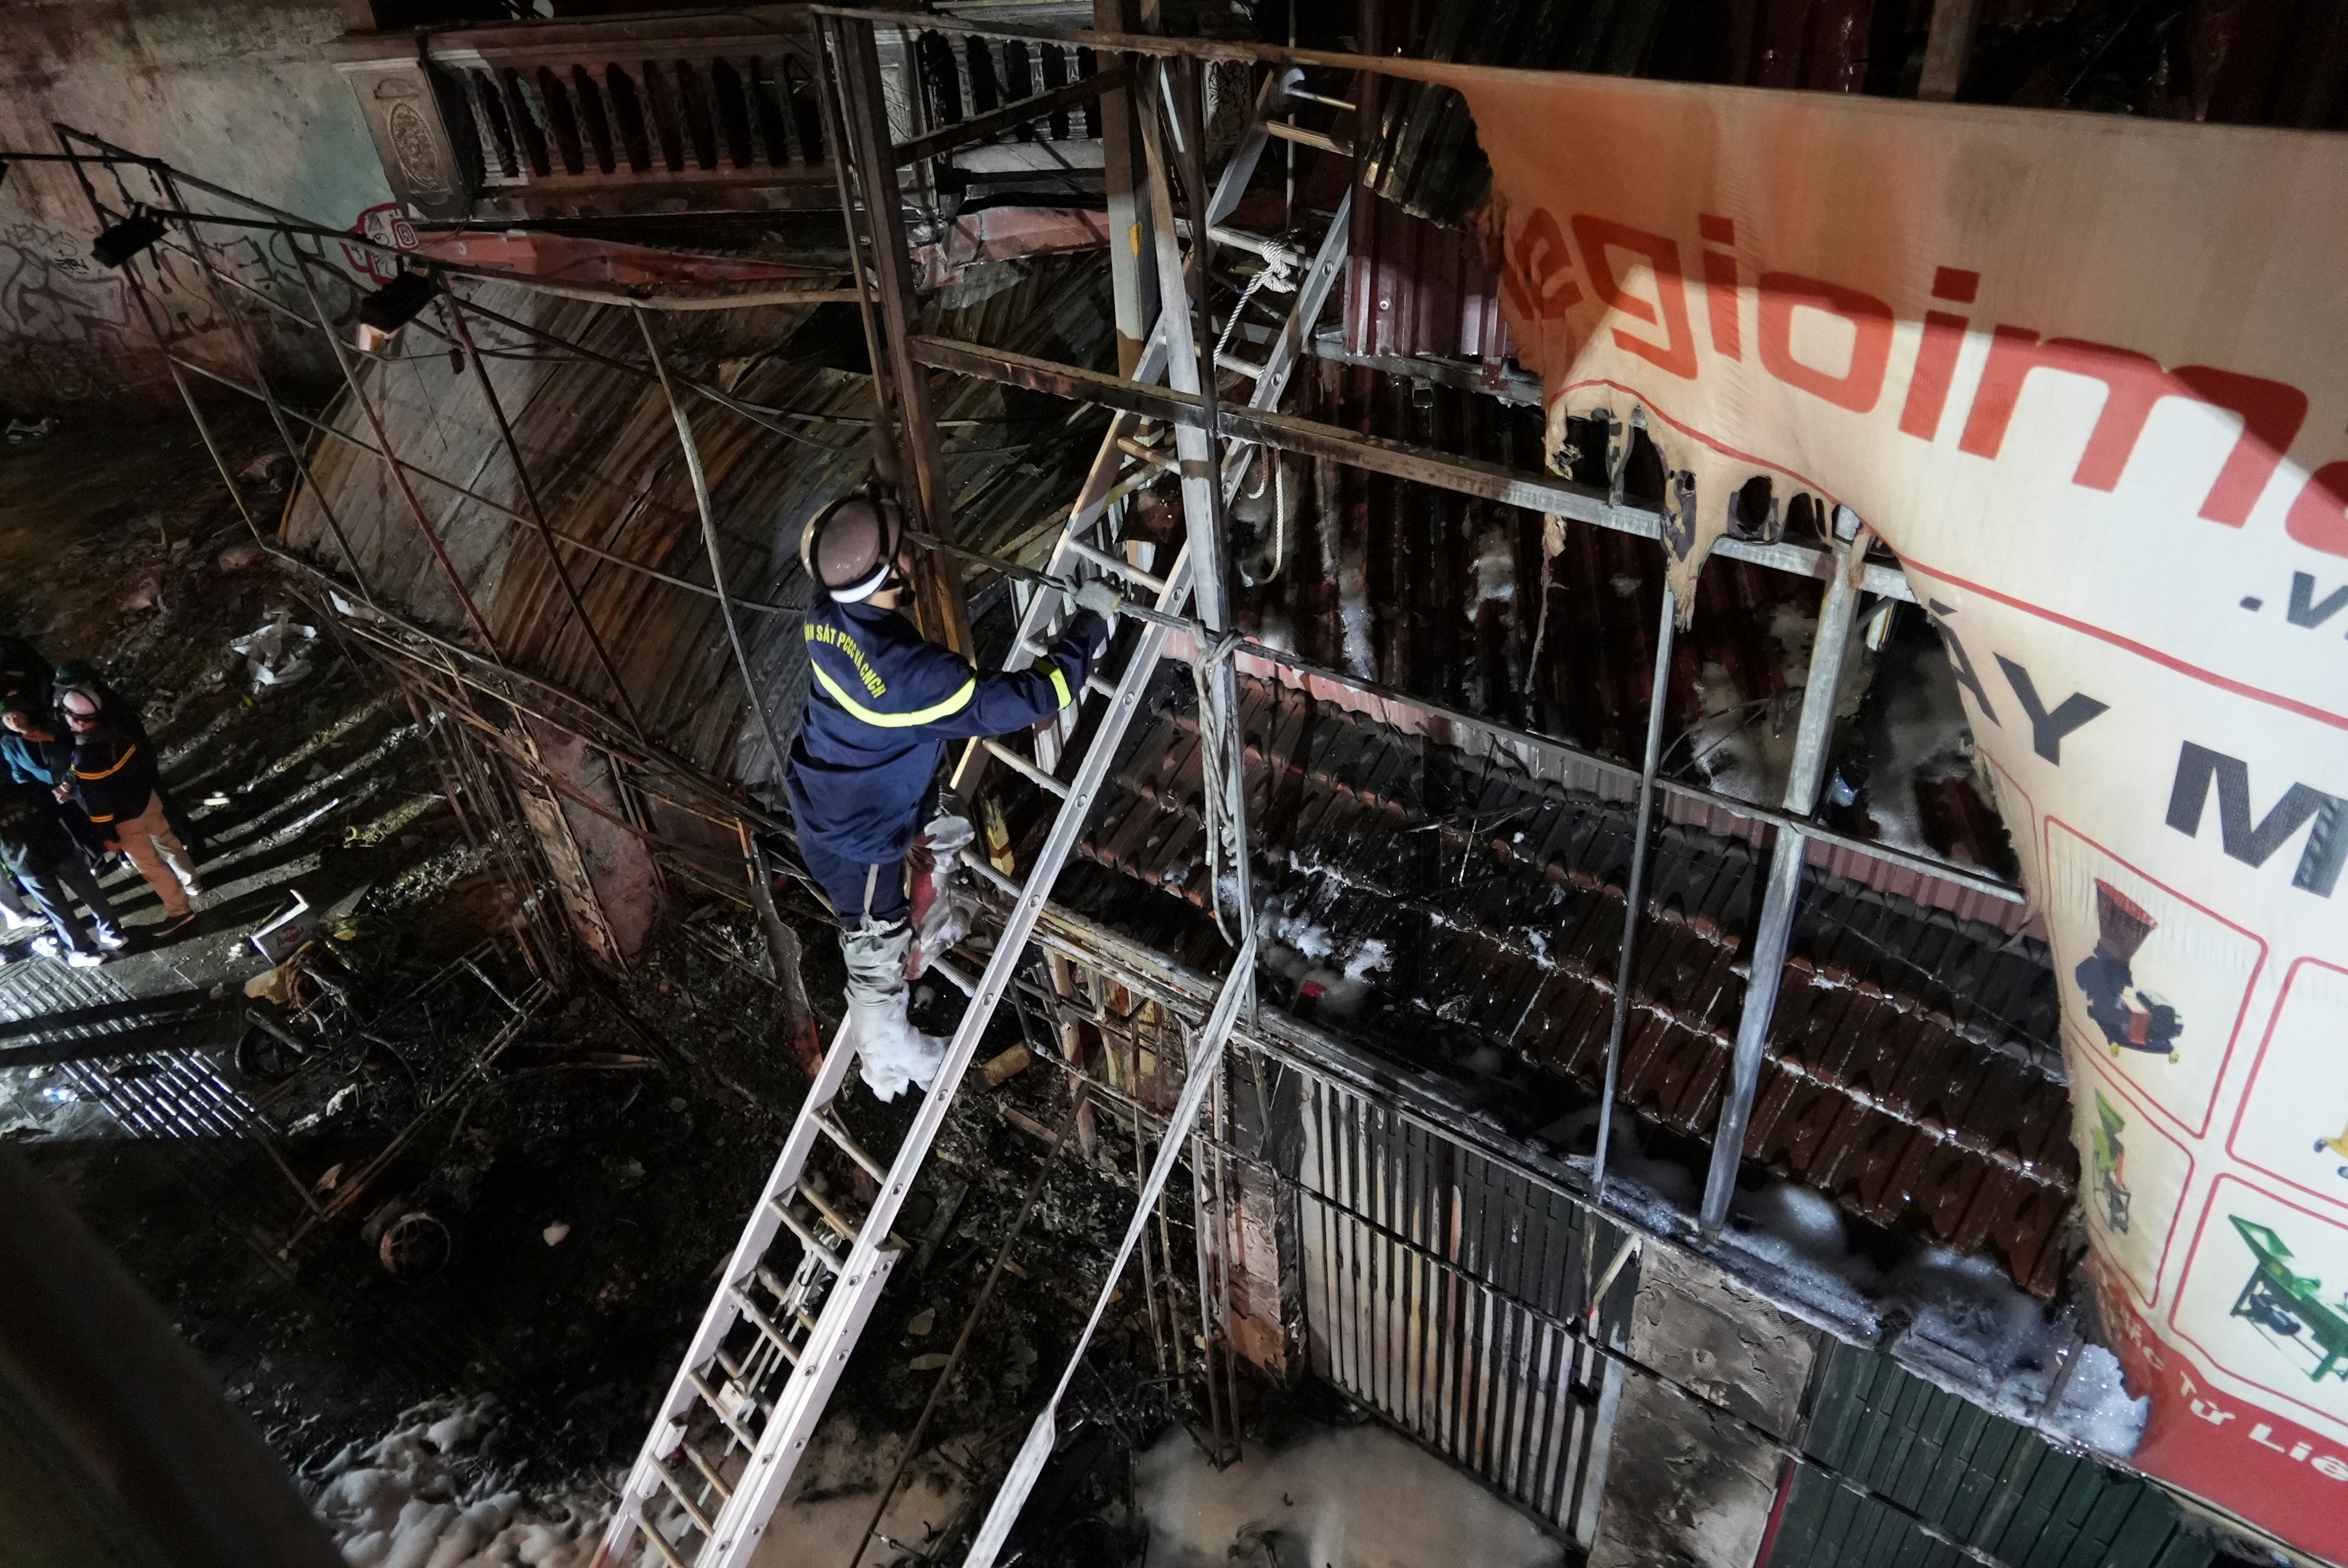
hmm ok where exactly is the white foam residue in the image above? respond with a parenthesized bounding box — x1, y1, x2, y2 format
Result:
(748, 1418, 970, 1567)
(1262, 907, 1337, 961)
(311, 1398, 603, 1568)
(1316, 461, 1376, 680)
(1722, 1180, 1882, 1315)
(1471, 527, 1516, 607)
(1136, 1423, 1566, 1568)
(1342, 938, 1391, 982)
(2041, 1343, 2148, 1457)
(1887, 1247, 2051, 1372)
(1866, 632, 1975, 858)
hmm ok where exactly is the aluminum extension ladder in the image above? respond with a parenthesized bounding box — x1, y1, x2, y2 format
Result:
(593, 65, 1351, 1568)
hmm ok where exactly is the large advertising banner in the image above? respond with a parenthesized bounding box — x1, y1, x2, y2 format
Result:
(1415, 66, 2348, 1560)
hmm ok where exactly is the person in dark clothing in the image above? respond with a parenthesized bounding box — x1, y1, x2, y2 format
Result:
(49, 661, 138, 742)
(0, 780, 121, 966)
(52, 661, 204, 859)
(59, 703, 202, 936)
(786, 489, 1117, 1100)
(2, 706, 110, 862)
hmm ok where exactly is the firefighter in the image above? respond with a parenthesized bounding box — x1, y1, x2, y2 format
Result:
(787, 489, 1119, 1100)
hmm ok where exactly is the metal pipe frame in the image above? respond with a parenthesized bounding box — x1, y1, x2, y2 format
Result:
(282, 237, 508, 656)
(824, 14, 976, 657)
(1699, 531, 1868, 1235)
(632, 307, 795, 782)
(914, 524, 2017, 909)
(440, 286, 651, 740)
(1590, 586, 1677, 1210)
(52, 141, 383, 603)
(907, 333, 1915, 602)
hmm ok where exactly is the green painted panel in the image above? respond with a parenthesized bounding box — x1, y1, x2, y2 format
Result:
(1761, 1345, 2215, 1568)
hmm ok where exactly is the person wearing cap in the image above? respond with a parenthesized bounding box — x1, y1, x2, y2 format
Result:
(0, 778, 124, 967)
(2, 706, 111, 863)
(787, 488, 1120, 1100)
(57, 698, 202, 936)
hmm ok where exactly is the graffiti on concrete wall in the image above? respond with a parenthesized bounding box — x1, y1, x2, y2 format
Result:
(0, 220, 152, 403)
(0, 208, 392, 414)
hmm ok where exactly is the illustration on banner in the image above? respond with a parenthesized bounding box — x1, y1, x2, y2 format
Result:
(2319, 1121, 2348, 1187)
(2228, 961, 2348, 1212)
(2093, 1091, 2134, 1234)
(2077, 881, 2182, 1061)
(2229, 1218, 2348, 1385)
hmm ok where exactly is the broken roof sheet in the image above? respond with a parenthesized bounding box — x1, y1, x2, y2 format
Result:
(1043, 674, 2074, 1296)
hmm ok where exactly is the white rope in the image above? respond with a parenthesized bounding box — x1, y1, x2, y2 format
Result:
(960, 942, 1257, 1568)
(1190, 631, 1249, 945)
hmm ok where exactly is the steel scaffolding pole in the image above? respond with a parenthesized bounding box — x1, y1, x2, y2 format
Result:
(824, 14, 976, 658)
(440, 286, 650, 742)
(1699, 514, 1869, 1235)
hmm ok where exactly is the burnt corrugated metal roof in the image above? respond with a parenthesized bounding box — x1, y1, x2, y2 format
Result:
(1231, 366, 1815, 765)
(1041, 674, 2073, 1294)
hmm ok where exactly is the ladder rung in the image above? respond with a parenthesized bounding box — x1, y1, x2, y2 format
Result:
(1208, 224, 1302, 269)
(1064, 539, 1168, 594)
(769, 1197, 846, 1272)
(1115, 436, 1173, 470)
(729, 1285, 804, 1364)
(959, 846, 1019, 898)
(930, 955, 980, 996)
(1087, 672, 1117, 699)
(1214, 350, 1266, 380)
(653, 1458, 717, 1538)
(681, 1438, 734, 1503)
(1268, 120, 1349, 156)
(796, 1306, 822, 1335)
(816, 1112, 890, 1182)
(688, 1367, 760, 1447)
(983, 738, 1070, 800)
(797, 1184, 866, 1250)
(638, 1520, 691, 1568)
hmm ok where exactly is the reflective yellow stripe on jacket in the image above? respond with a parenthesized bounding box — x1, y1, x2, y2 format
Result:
(810, 662, 976, 728)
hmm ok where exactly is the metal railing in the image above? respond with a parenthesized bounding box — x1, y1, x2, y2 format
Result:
(332, 3, 1102, 223)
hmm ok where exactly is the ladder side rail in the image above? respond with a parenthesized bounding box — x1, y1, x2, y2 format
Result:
(595, 1021, 863, 1566)
(697, 544, 1199, 1567)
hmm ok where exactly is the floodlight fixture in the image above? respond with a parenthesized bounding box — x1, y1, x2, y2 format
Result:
(90, 211, 166, 270)
(354, 269, 436, 353)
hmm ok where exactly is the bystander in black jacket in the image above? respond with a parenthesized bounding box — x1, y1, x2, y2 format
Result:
(0, 779, 83, 880)
(63, 716, 159, 837)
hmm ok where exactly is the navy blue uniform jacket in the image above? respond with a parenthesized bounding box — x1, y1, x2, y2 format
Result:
(65, 720, 158, 828)
(786, 597, 1108, 863)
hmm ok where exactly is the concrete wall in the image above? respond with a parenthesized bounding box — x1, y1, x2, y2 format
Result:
(1587, 1247, 1821, 1568)
(0, 0, 390, 411)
